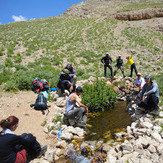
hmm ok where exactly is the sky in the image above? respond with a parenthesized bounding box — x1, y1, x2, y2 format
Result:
(0, 0, 85, 25)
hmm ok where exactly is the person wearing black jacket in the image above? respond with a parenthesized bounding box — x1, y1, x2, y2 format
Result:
(57, 69, 75, 95)
(101, 53, 113, 77)
(0, 116, 47, 163)
(114, 55, 125, 78)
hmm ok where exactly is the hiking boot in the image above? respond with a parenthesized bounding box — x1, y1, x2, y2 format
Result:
(37, 145, 47, 158)
(150, 108, 160, 116)
(137, 107, 147, 111)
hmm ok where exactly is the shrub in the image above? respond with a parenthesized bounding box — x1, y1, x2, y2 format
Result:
(81, 79, 117, 112)
(4, 81, 18, 92)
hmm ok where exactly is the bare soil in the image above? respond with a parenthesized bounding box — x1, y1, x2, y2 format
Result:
(0, 91, 58, 148)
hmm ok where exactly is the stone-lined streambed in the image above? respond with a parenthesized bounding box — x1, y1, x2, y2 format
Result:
(85, 101, 131, 142)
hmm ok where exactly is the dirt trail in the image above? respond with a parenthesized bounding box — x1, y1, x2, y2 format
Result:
(0, 91, 57, 147)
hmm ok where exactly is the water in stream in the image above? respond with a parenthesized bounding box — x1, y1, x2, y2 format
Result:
(85, 101, 131, 142)
(58, 101, 131, 162)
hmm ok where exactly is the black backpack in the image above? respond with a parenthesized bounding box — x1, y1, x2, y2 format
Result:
(32, 78, 49, 93)
(30, 93, 48, 111)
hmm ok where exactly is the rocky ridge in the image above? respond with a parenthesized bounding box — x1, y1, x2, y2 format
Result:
(65, 0, 163, 22)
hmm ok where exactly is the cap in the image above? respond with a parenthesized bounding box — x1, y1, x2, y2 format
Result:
(119, 55, 121, 57)
(144, 74, 151, 79)
(61, 69, 69, 75)
(106, 52, 109, 55)
(76, 87, 83, 93)
(137, 73, 142, 76)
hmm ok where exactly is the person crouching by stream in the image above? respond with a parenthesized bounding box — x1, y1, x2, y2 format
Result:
(0, 116, 47, 163)
(63, 87, 88, 131)
(138, 74, 160, 116)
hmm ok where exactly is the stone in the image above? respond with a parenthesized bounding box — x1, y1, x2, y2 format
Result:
(56, 140, 67, 149)
(150, 153, 159, 163)
(139, 158, 152, 163)
(152, 126, 162, 133)
(151, 132, 162, 143)
(55, 97, 67, 107)
(148, 144, 156, 153)
(157, 143, 163, 155)
(139, 121, 153, 129)
(60, 132, 73, 141)
(44, 151, 55, 162)
(126, 126, 132, 134)
(159, 111, 163, 117)
(106, 154, 117, 163)
(55, 148, 65, 156)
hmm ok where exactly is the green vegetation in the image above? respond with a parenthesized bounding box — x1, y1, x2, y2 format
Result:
(82, 79, 117, 112)
(41, 119, 47, 127)
(52, 115, 63, 124)
(0, 14, 162, 102)
(123, 2, 163, 9)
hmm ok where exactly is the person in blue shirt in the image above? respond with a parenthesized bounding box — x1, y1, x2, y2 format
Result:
(57, 69, 75, 95)
(138, 74, 159, 115)
(0, 116, 47, 163)
(64, 87, 88, 131)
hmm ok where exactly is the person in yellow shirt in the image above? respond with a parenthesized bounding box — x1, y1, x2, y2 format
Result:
(126, 50, 138, 77)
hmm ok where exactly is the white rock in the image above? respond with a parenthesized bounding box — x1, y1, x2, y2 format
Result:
(159, 111, 163, 117)
(153, 126, 162, 133)
(107, 154, 117, 163)
(139, 121, 153, 129)
(150, 153, 159, 163)
(151, 132, 162, 143)
(55, 148, 65, 156)
(56, 140, 67, 149)
(55, 97, 67, 107)
(60, 132, 73, 141)
(157, 143, 163, 155)
(139, 158, 152, 163)
(148, 144, 156, 153)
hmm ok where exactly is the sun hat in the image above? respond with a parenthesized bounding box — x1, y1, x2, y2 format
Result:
(61, 69, 69, 75)
(137, 73, 142, 76)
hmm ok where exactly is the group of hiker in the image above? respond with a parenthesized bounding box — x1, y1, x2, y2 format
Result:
(0, 50, 160, 163)
(101, 50, 137, 78)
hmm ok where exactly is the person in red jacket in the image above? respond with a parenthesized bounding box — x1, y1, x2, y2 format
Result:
(0, 116, 47, 163)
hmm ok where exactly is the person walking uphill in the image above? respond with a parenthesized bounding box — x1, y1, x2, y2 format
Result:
(126, 50, 138, 77)
(114, 55, 125, 78)
(64, 87, 88, 131)
(101, 53, 113, 78)
(0, 116, 47, 163)
(138, 74, 160, 116)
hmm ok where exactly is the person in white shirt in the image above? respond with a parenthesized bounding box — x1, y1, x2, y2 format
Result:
(135, 73, 145, 90)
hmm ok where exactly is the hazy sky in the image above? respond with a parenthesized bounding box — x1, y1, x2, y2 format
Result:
(0, 0, 85, 25)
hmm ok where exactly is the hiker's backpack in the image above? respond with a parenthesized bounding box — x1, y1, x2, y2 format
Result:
(32, 78, 49, 93)
(32, 93, 48, 111)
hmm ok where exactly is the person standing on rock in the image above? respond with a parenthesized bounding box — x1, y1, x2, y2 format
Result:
(0, 116, 47, 163)
(101, 52, 113, 78)
(64, 87, 88, 131)
(126, 50, 138, 77)
(114, 55, 125, 78)
(138, 74, 159, 115)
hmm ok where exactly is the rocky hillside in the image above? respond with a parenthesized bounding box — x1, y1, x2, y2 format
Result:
(65, 0, 163, 21)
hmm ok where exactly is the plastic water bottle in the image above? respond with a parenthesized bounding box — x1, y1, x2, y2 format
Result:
(57, 128, 62, 140)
